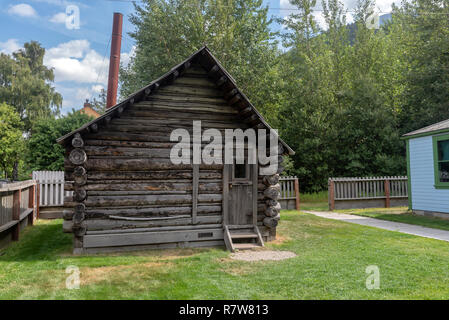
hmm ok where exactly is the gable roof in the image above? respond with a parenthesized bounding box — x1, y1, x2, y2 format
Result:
(57, 46, 294, 155)
(403, 118, 449, 139)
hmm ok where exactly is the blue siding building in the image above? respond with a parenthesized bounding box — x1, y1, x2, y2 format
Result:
(403, 119, 449, 218)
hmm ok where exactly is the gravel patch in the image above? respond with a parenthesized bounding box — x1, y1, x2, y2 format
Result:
(230, 250, 296, 262)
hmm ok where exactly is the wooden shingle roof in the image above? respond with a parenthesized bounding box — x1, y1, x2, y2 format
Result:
(57, 46, 294, 155)
(403, 118, 449, 139)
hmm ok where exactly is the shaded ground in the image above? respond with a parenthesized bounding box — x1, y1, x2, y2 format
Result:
(1, 213, 449, 299)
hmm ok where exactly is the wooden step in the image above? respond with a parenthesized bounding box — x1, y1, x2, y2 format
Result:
(227, 224, 254, 230)
(230, 232, 258, 239)
(233, 243, 261, 250)
(224, 225, 265, 252)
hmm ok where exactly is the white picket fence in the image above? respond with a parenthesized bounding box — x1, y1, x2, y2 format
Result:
(32, 171, 72, 207)
(279, 176, 298, 200)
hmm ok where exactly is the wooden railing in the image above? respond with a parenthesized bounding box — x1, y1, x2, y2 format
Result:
(32, 171, 72, 207)
(279, 176, 300, 210)
(328, 176, 408, 210)
(0, 180, 39, 246)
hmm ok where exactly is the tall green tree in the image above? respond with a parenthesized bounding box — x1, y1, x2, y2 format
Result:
(0, 41, 62, 133)
(120, 0, 281, 122)
(0, 103, 24, 180)
(278, 0, 406, 191)
(394, 0, 449, 134)
(26, 111, 93, 172)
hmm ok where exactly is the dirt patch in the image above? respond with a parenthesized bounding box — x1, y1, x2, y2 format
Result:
(80, 261, 171, 285)
(230, 250, 296, 262)
(270, 234, 291, 245)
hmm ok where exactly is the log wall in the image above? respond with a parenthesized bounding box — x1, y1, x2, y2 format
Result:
(63, 62, 282, 253)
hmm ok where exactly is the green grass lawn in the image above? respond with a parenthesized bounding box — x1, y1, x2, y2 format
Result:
(1, 212, 449, 299)
(339, 207, 449, 231)
(300, 191, 329, 211)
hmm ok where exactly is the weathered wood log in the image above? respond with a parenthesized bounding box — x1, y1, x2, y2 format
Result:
(63, 220, 73, 233)
(263, 214, 280, 228)
(77, 181, 221, 192)
(63, 209, 74, 220)
(265, 202, 281, 217)
(73, 188, 87, 202)
(81, 170, 222, 181)
(229, 94, 241, 105)
(243, 114, 259, 125)
(69, 148, 87, 165)
(225, 88, 238, 100)
(73, 224, 86, 237)
(65, 158, 222, 171)
(265, 199, 278, 207)
(263, 184, 280, 200)
(74, 203, 86, 214)
(73, 209, 85, 227)
(73, 236, 83, 248)
(84, 193, 222, 207)
(104, 115, 112, 126)
(72, 133, 84, 148)
(74, 174, 87, 186)
(64, 215, 222, 231)
(74, 166, 86, 176)
(208, 64, 219, 76)
(216, 76, 227, 87)
(157, 84, 222, 98)
(90, 123, 98, 133)
(263, 174, 279, 186)
(85, 204, 221, 219)
(239, 106, 252, 116)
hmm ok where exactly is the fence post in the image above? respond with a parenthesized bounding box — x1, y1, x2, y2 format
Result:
(36, 184, 40, 219)
(328, 178, 335, 211)
(294, 177, 300, 211)
(12, 189, 21, 241)
(28, 184, 35, 226)
(384, 179, 390, 208)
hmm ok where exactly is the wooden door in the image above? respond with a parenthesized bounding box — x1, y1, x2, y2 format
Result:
(224, 160, 258, 226)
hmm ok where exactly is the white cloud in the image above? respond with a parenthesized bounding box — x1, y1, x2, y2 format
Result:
(8, 3, 38, 18)
(49, 12, 66, 24)
(46, 40, 134, 112)
(0, 39, 21, 55)
(44, 40, 109, 84)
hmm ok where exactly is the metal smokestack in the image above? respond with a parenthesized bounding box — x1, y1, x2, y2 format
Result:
(106, 12, 123, 109)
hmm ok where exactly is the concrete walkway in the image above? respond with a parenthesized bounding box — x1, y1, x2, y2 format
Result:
(303, 210, 449, 242)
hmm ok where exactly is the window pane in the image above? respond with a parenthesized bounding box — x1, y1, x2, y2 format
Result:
(234, 164, 246, 179)
(438, 139, 449, 161)
(439, 162, 449, 182)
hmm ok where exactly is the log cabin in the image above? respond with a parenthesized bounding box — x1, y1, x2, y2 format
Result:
(57, 47, 294, 254)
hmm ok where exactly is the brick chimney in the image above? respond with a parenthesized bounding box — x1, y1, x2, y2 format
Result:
(106, 12, 123, 109)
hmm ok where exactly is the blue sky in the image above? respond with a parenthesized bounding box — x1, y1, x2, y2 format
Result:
(0, 0, 397, 114)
